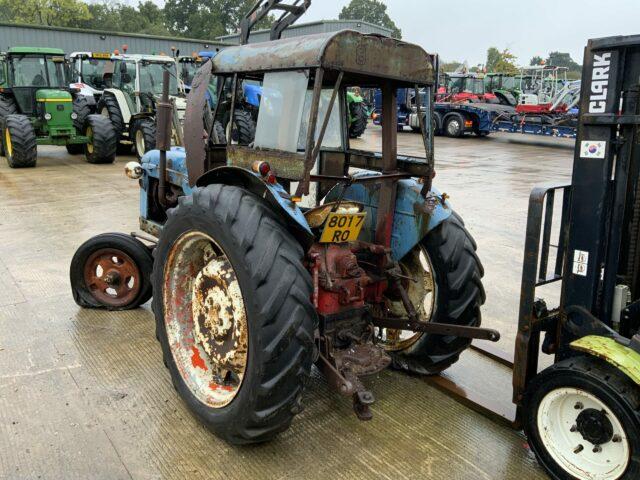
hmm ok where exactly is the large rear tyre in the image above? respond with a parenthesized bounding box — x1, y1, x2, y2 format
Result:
(225, 109, 255, 145)
(132, 118, 156, 160)
(84, 114, 117, 164)
(97, 94, 125, 137)
(70, 233, 153, 310)
(348, 101, 368, 138)
(3, 115, 37, 168)
(152, 184, 316, 444)
(523, 357, 640, 480)
(383, 213, 485, 374)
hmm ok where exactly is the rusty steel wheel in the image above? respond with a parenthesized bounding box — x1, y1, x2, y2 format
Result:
(70, 233, 153, 310)
(152, 184, 315, 444)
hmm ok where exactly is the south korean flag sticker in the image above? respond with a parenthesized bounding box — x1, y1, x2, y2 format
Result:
(580, 140, 606, 159)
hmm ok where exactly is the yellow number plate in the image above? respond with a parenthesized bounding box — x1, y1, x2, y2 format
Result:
(92, 52, 111, 59)
(319, 212, 366, 243)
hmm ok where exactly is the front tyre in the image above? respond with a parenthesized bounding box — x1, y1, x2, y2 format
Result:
(382, 213, 485, 374)
(152, 184, 316, 444)
(84, 114, 117, 164)
(132, 118, 156, 160)
(524, 357, 640, 480)
(3, 114, 37, 168)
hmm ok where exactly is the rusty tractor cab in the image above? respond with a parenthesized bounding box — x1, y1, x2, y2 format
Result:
(70, 26, 498, 444)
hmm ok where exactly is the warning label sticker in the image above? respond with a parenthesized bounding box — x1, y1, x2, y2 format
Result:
(572, 250, 589, 277)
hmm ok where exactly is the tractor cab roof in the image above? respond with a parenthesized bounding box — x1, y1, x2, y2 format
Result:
(112, 54, 175, 63)
(211, 30, 436, 86)
(8, 46, 65, 56)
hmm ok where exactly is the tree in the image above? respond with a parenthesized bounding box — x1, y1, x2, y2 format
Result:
(485, 47, 518, 74)
(529, 55, 544, 66)
(547, 51, 580, 71)
(338, 0, 402, 39)
(0, 0, 91, 27)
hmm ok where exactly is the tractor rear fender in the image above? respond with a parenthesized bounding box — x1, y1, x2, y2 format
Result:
(324, 174, 453, 261)
(196, 166, 315, 250)
(571, 335, 640, 385)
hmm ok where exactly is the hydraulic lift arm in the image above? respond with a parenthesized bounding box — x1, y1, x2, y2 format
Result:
(239, 0, 311, 45)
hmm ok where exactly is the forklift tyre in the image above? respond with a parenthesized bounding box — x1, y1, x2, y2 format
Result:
(66, 144, 84, 155)
(84, 115, 117, 164)
(132, 118, 156, 160)
(70, 233, 154, 310)
(523, 356, 640, 480)
(97, 94, 124, 136)
(0, 95, 17, 156)
(389, 213, 485, 374)
(72, 95, 92, 132)
(3, 115, 37, 168)
(444, 113, 465, 138)
(152, 184, 316, 444)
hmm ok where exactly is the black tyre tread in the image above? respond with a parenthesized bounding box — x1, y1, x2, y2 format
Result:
(4, 115, 37, 168)
(0, 95, 17, 156)
(70, 232, 154, 310)
(523, 356, 640, 480)
(152, 184, 316, 444)
(349, 101, 368, 138)
(133, 118, 156, 159)
(230, 109, 255, 145)
(391, 213, 485, 374)
(213, 120, 227, 144)
(72, 95, 92, 132)
(97, 94, 125, 137)
(84, 114, 117, 164)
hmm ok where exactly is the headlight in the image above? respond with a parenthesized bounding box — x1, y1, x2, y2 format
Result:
(44, 113, 52, 120)
(70, 112, 78, 120)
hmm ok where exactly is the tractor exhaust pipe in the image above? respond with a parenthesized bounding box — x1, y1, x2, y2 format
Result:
(156, 69, 172, 208)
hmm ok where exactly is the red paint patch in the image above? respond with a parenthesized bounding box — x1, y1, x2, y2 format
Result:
(191, 346, 208, 371)
(209, 382, 233, 392)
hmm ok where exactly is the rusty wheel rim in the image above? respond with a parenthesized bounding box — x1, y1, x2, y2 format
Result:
(163, 230, 248, 408)
(83, 248, 142, 308)
(379, 245, 436, 352)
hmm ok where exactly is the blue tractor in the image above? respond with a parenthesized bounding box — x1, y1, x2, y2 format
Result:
(69, 1, 494, 446)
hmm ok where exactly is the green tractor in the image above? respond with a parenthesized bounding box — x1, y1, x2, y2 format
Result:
(0, 47, 117, 168)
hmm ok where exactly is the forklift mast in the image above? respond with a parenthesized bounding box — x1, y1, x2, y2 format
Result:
(238, 0, 311, 45)
(563, 35, 640, 334)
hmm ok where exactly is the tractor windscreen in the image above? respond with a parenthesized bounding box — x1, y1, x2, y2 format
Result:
(10, 55, 68, 88)
(78, 57, 112, 90)
(139, 61, 178, 96)
(179, 60, 201, 87)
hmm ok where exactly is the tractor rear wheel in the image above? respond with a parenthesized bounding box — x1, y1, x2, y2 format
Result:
(225, 109, 255, 145)
(0, 95, 17, 156)
(70, 233, 153, 310)
(524, 356, 640, 480)
(152, 184, 316, 444)
(132, 118, 156, 159)
(72, 95, 92, 132)
(97, 94, 124, 137)
(348, 101, 368, 138)
(381, 213, 485, 374)
(3, 115, 37, 168)
(84, 114, 117, 164)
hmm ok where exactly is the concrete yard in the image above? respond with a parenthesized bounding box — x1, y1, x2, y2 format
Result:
(0, 128, 574, 479)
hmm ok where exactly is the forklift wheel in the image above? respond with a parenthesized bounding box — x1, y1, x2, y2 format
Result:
(524, 356, 640, 480)
(152, 184, 316, 444)
(70, 233, 153, 310)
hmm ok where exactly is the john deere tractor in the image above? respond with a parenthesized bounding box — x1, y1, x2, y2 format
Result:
(0, 47, 117, 167)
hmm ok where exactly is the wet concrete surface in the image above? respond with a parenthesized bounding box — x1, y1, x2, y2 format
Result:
(0, 129, 573, 479)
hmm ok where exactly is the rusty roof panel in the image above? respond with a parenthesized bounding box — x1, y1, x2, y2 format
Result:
(211, 30, 435, 85)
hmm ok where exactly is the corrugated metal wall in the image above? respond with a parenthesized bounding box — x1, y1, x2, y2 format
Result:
(218, 20, 393, 44)
(0, 23, 229, 56)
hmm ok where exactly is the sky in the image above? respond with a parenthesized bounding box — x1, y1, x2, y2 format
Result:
(299, 0, 640, 67)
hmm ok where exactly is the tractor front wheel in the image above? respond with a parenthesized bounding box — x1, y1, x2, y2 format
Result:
(225, 109, 256, 145)
(348, 101, 368, 138)
(132, 118, 156, 160)
(84, 114, 117, 164)
(70, 233, 153, 310)
(381, 213, 485, 374)
(3, 114, 37, 168)
(524, 356, 640, 480)
(72, 95, 93, 132)
(152, 184, 316, 444)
